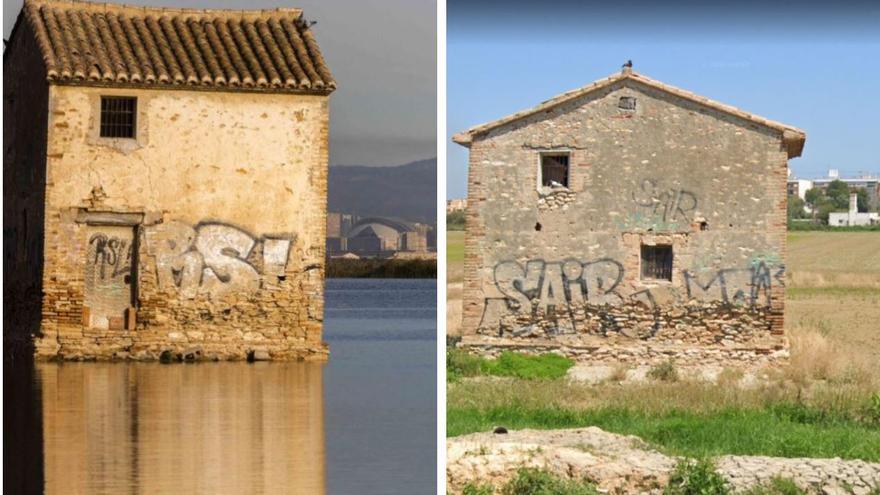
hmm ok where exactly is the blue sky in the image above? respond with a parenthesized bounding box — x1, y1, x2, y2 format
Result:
(447, 2, 880, 198)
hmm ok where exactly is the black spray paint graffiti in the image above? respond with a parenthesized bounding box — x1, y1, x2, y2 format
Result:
(477, 257, 784, 339)
(146, 221, 293, 298)
(682, 261, 785, 309)
(479, 258, 636, 337)
(631, 179, 698, 224)
(88, 233, 133, 281)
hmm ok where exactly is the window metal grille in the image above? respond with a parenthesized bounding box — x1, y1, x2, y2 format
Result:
(100, 97, 137, 138)
(541, 154, 569, 188)
(641, 244, 673, 281)
(618, 96, 637, 111)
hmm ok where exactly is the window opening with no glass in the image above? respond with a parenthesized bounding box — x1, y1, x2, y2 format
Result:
(641, 244, 672, 281)
(541, 154, 569, 188)
(618, 96, 636, 111)
(100, 97, 137, 138)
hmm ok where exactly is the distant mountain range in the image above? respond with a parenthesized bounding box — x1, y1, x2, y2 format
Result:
(328, 158, 437, 224)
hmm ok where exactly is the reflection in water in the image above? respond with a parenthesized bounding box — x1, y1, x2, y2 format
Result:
(37, 362, 325, 495)
(5, 279, 435, 494)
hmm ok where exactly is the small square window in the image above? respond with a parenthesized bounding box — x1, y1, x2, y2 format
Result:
(541, 154, 569, 188)
(100, 96, 137, 138)
(641, 244, 672, 281)
(618, 96, 637, 112)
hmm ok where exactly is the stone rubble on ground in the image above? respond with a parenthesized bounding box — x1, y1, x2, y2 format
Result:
(447, 427, 880, 494)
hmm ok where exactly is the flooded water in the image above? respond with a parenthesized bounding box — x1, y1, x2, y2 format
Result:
(4, 278, 437, 494)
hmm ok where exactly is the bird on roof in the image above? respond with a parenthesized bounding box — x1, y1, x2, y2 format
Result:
(623, 60, 633, 69)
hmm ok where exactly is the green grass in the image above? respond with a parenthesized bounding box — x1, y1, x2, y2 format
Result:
(481, 352, 574, 380)
(447, 348, 487, 382)
(742, 477, 808, 495)
(447, 349, 574, 381)
(448, 230, 465, 263)
(447, 404, 880, 461)
(461, 468, 601, 495)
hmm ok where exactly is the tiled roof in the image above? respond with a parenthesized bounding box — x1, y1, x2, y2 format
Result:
(19, 0, 336, 93)
(453, 69, 805, 158)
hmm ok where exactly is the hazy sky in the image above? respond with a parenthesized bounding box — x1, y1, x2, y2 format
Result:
(4, 0, 437, 167)
(447, 0, 880, 198)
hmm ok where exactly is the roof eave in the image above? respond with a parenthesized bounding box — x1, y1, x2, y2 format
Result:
(783, 130, 806, 159)
(451, 132, 472, 147)
(47, 79, 336, 96)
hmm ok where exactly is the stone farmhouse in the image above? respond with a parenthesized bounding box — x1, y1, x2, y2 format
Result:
(4, 0, 335, 360)
(453, 66, 806, 366)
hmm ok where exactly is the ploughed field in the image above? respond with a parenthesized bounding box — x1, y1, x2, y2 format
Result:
(446, 232, 880, 464)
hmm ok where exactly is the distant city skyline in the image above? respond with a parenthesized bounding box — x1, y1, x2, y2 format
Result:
(4, 0, 437, 167)
(447, 0, 880, 198)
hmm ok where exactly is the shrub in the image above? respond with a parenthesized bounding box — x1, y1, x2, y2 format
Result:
(482, 352, 574, 380)
(648, 360, 679, 382)
(664, 458, 729, 495)
(500, 468, 599, 495)
(869, 392, 880, 425)
(607, 363, 631, 383)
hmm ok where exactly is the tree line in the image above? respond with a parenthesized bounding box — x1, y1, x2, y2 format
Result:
(788, 179, 874, 224)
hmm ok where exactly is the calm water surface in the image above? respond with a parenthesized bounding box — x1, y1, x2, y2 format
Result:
(4, 278, 437, 494)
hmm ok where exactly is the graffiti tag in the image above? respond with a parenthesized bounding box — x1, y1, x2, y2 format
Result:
(146, 221, 293, 298)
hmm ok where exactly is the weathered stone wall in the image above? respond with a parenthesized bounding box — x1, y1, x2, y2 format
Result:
(37, 85, 329, 360)
(461, 80, 789, 364)
(3, 20, 50, 359)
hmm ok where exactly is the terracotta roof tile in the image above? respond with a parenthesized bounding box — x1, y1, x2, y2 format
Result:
(21, 0, 336, 93)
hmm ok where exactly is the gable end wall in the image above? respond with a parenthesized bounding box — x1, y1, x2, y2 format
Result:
(462, 81, 789, 366)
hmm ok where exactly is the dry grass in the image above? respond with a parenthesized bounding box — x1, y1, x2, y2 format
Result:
(448, 230, 465, 335)
(606, 363, 631, 383)
(787, 232, 880, 289)
(784, 234, 880, 387)
(785, 322, 879, 388)
(786, 288, 880, 363)
(448, 298, 463, 337)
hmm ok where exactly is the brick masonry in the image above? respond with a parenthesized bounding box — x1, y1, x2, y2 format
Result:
(455, 72, 803, 366)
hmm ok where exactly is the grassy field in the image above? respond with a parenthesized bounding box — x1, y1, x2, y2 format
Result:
(447, 230, 465, 336)
(446, 231, 880, 459)
(448, 230, 465, 265)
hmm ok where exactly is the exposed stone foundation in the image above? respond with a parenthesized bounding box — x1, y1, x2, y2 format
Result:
(36, 209, 327, 361)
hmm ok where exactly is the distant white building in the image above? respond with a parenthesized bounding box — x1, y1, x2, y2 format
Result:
(788, 169, 880, 211)
(829, 193, 880, 226)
